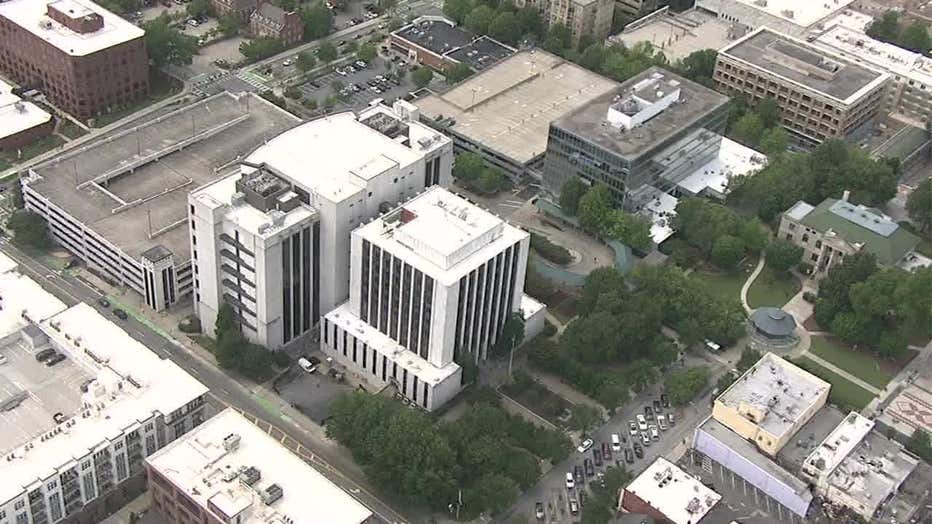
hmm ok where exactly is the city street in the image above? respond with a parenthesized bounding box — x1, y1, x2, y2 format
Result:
(0, 241, 410, 524)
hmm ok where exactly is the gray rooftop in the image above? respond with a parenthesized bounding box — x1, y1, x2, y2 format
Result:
(444, 36, 514, 71)
(552, 67, 729, 159)
(776, 406, 847, 475)
(720, 28, 886, 103)
(394, 18, 474, 56)
(750, 307, 797, 338)
(26, 92, 300, 264)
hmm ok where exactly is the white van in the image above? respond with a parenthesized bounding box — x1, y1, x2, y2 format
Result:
(611, 434, 621, 452)
(298, 357, 318, 373)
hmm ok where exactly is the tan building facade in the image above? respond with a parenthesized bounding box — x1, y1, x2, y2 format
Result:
(714, 28, 888, 146)
(548, 0, 613, 46)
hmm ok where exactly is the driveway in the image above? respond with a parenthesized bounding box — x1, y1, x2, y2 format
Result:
(277, 366, 355, 425)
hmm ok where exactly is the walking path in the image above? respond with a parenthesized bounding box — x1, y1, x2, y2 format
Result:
(739, 255, 766, 313)
(802, 352, 882, 395)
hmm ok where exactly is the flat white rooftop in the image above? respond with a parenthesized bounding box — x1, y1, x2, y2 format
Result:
(0, 0, 145, 56)
(0, 79, 52, 141)
(610, 9, 739, 62)
(802, 411, 874, 482)
(147, 408, 372, 524)
(638, 190, 678, 244)
(718, 352, 829, 440)
(699, 0, 856, 29)
(356, 186, 527, 281)
(246, 105, 447, 204)
(325, 302, 460, 385)
(675, 136, 768, 197)
(1, 301, 207, 506)
(0, 251, 17, 273)
(813, 25, 932, 87)
(624, 457, 721, 524)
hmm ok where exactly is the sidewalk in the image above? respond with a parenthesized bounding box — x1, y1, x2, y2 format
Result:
(803, 352, 882, 395)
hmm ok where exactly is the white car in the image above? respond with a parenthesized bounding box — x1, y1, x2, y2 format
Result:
(611, 434, 621, 452)
(636, 414, 648, 431)
(577, 438, 593, 453)
(335, 68, 347, 76)
(628, 420, 638, 436)
(658, 414, 668, 431)
(565, 472, 575, 490)
(283, 58, 295, 66)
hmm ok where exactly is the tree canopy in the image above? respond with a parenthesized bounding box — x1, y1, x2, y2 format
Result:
(764, 239, 803, 274)
(672, 49, 717, 87)
(317, 42, 337, 62)
(239, 38, 285, 62)
(665, 366, 709, 405)
(301, 4, 334, 40)
(907, 178, 932, 234)
(7, 210, 51, 250)
(412, 66, 434, 88)
(214, 303, 275, 381)
(559, 177, 588, 215)
(444, 62, 474, 84)
(144, 15, 198, 66)
(866, 11, 931, 55)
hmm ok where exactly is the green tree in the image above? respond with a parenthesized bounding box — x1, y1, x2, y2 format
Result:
(760, 126, 789, 158)
(443, 0, 473, 25)
(443, 62, 474, 84)
(412, 66, 434, 88)
(675, 49, 717, 86)
(10, 181, 24, 209)
(559, 177, 588, 215)
(453, 152, 485, 182)
(906, 429, 932, 463)
(579, 43, 609, 72)
(731, 112, 764, 147)
(186, 0, 211, 19)
(356, 42, 377, 62)
(607, 211, 653, 253)
(240, 38, 285, 61)
(493, 312, 525, 356)
(866, 11, 900, 42)
(740, 219, 768, 254)
(900, 21, 931, 54)
(907, 178, 932, 233)
(755, 97, 781, 129)
(568, 404, 602, 434)
(317, 42, 337, 62)
(301, 4, 334, 40)
(214, 303, 244, 370)
(465, 473, 520, 515)
(579, 267, 626, 315)
(144, 15, 198, 66)
(665, 366, 709, 405)
(465, 5, 495, 34)
(296, 50, 317, 72)
(543, 24, 571, 54)
(7, 210, 51, 250)
(217, 12, 243, 37)
(894, 268, 932, 340)
(765, 239, 803, 274)
(489, 11, 521, 44)
(476, 168, 507, 193)
(711, 234, 745, 270)
(577, 184, 613, 234)
(515, 7, 542, 38)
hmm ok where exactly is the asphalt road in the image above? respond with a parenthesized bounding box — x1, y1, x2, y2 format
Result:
(0, 241, 409, 524)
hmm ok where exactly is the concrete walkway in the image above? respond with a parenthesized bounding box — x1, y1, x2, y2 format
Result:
(802, 352, 882, 395)
(739, 255, 766, 313)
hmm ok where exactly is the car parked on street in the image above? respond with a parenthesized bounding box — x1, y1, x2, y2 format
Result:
(602, 441, 612, 461)
(668, 412, 676, 425)
(535, 502, 544, 520)
(113, 309, 128, 320)
(569, 498, 579, 515)
(35, 348, 56, 362)
(45, 352, 66, 366)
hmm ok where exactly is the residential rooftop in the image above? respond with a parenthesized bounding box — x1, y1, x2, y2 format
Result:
(245, 103, 448, 204)
(812, 25, 932, 88)
(552, 67, 729, 159)
(719, 27, 888, 104)
(792, 197, 920, 266)
(717, 352, 830, 441)
(609, 9, 742, 62)
(356, 186, 527, 282)
(0, 0, 145, 56)
(147, 408, 373, 524)
(25, 92, 300, 264)
(623, 457, 721, 524)
(416, 49, 618, 167)
(1, 299, 207, 506)
(0, 79, 52, 141)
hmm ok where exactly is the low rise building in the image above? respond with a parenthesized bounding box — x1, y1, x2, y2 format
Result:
(712, 352, 830, 457)
(249, 3, 303, 46)
(778, 194, 922, 275)
(619, 457, 721, 524)
(192, 101, 453, 349)
(609, 7, 744, 62)
(878, 366, 932, 441)
(543, 67, 730, 211)
(695, 0, 857, 36)
(211, 0, 262, 21)
(416, 49, 619, 179)
(0, 253, 208, 524)
(0, 0, 149, 121)
(800, 412, 918, 522)
(22, 92, 299, 313)
(146, 408, 374, 524)
(548, 0, 614, 46)
(321, 186, 541, 411)
(389, 16, 513, 72)
(714, 27, 889, 146)
(0, 79, 53, 151)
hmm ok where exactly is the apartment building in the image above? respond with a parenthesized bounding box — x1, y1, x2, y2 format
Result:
(714, 28, 889, 146)
(547, 0, 614, 46)
(0, 252, 207, 524)
(191, 101, 453, 348)
(321, 187, 543, 411)
(21, 92, 298, 314)
(249, 3, 303, 46)
(146, 409, 374, 524)
(543, 67, 730, 211)
(0, 0, 148, 121)
(778, 194, 921, 275)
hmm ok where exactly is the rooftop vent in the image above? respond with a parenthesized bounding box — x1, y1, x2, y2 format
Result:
(223, 433, 241, 451)
(261, 484, 284, 505)
(239, 466, 261, 486)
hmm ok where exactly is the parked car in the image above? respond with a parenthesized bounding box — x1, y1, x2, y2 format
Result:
(187, 19, 199, 27)
(649, 424, 660, 441)
(611, 434, 622, 452)
(636, 414, 647, 431)
(661, 393, 670, 408)
(624, 447, 634, 464)
(653, 399, 663, 413)
(577, 438, 593, 453)
(644, 405, 654, 420)
(283, 58, 295, 66)
(584, 458, 594, 477)
(53, 412, 66, 424)
(628, 420, 638, 435)
(602, 441, 612, 461)
(668, 412, 676, 426)
(45, 353, 66, 366)
(574, 465, 583, 483)
(335, 68, 347, 76)
(633, 441, 644, 458)
(298, 356, 319, 373)
(658, 414, 668, 431)
(640, 431, 651, 446)
(593, 449, 602, 467)
(704, 339, 722, 352)
(97, 297, 110, 308)
(113, 309, 128, 320)
(355, 60, 367, 68)
(569, 498, 579, 515)
(565, 472, 574, 490)
(535, 502, 544, 520)
(35, 348, 57, 362)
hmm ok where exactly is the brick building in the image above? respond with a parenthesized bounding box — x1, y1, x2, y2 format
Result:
(210, 0, 261, 20)
(0, 0, 149, 121)
(249, 3, 303, 46)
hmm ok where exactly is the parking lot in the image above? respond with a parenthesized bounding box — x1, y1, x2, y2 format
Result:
(276, 358, 355, 425)
(298, 55, 419, 111)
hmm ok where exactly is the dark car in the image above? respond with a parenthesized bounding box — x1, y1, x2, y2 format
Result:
(633, 441, 644, 459)
(35, 348, 57, 362)
(653, 399, 663, 413)
(53, 412, 66, 424)
(624, 447, 634, 464)
(661, 393, 670, 408)
(45, 353, 66, 366)
(579, 490, 588, 506)
(593, 449, 602, 467)
(584, 458, 594, 477)
(97, 297, 110, 308)
(601, 442, 612, 461)
(113, 309, 128, 320)
(644, 405, 654, 420)
(574, 465, 583, 483)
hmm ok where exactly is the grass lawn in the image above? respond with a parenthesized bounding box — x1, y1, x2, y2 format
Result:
(690, 258, 757, 304)
(551, 294, 579, 324)
(793, 357, 876, 411)
(0, 135, 66, 171)
(59, 122, 88, 140)
(500, 378, 573, 427)
(747, 265, 800, 309)
(808, 336, 894, 389)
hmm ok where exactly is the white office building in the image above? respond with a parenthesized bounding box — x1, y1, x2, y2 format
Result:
(190, 101, 453, 348)
(146, 408, 374, 524)
(322, 187, 540, 411)
(0, 252, 208, 524)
